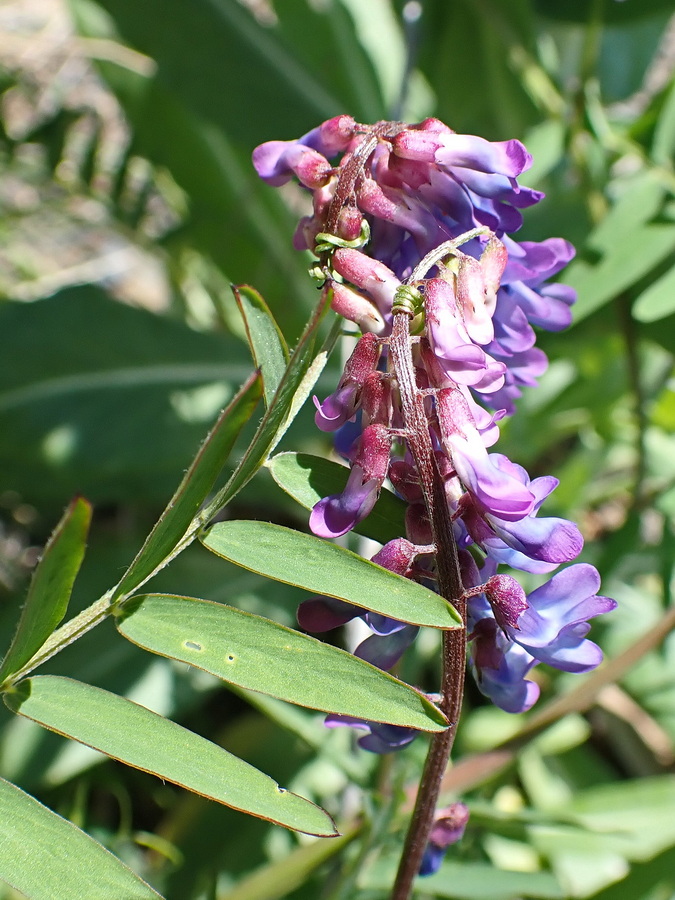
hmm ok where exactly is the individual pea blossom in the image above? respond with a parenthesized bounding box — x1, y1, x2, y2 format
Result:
(418, 803, 470, 876)
(253, 116, 615, 744)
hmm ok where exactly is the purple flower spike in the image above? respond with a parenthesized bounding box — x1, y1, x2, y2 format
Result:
(254, 115, 613, 728)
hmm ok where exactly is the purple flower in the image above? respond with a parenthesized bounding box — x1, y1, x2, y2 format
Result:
(325, 715, 418, 753)
(469, 617, 540, 713)
(458, 461, 584, 569)
(419, 803, 470, 876)
(313, 332, 381, 432)
(500, 564, 617, 672)
(310, 423, 392, 538)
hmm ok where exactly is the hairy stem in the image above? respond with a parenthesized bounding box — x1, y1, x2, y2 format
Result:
(389, 311, 466, 900)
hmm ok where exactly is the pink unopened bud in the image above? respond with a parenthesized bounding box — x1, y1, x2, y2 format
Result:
(354, 423, 392, 482)
(333, 248, 400, 315)
(371, 538, 418, 576)
(290, 147, 333, 189)
(361, 372, 392, 427)
(329, 283, 385, 335)
(391, 129, 445, 163)
(485, 574, 528, 632)
(319, 115, 358, 154)
(337, 206, 364, 242)
(456, 255, 495, 345)
(411, 117, 455, 135)
(343, 331, 381, 382)
(480, 235, 508, 306)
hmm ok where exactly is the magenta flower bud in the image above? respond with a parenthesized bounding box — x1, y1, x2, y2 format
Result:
(484, 574, 528, 632)
(309, 424, 392, 538)
(290, 146, 334, 189)
(336, 206, 365, 242)
(360, 372, 392, 427)
(313, 332, 381, 431)
(333, 248, 401, 316)
(392, 129, 446, 163)
(329, 282, 385, 335)
(371, 537, 419, 576)
(354, 423, 393, 481)
(319, 115, 358, 153)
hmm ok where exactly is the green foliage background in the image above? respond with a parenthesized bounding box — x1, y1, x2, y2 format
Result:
(1, 0, 674, 898)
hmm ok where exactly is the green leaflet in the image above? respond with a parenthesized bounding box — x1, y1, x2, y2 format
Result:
(201, 520, 461, 629)
(5, 676, 338, 837)
(116, 593, 447, 730)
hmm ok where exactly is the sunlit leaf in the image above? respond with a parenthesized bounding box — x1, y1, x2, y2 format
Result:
(233, 285, 289, 406)
(116, 593, 447, 730)
(4, 676, 338, 837)
(0, 776, 163, 900)
(199, 306, 340, 521)
(0, 497, 92, 684)
(201, 520, 461, 628)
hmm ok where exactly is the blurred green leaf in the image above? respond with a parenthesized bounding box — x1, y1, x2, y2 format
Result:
(361, 857, 564, 899)
(0, 775, 163, 900)
(586, 172, 665, 254)
(0, 497, 91, 684)
(233, 286, 289, 407)
(566, 775, 675, 858)
(201, 520, 461, 629)
(653, 79, 675, 166)
(0, 286, 252, 507)
(632, 264, 675, 322)
(5, 676, 338, 836)
(534, 0, 674, 23)
(569, 224, 675, 322)
(116, 593, 446, 730)
(113, 371, 262, 600)
(220, 828, 357, 900)
(267, 452, 406, 544)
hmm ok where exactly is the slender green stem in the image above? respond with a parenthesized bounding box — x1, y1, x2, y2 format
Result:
(1, 592, 114, 690)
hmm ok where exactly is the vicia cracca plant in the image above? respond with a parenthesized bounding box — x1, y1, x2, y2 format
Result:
(254, 115, 616, 896)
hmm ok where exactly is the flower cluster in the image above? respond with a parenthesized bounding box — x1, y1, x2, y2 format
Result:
(253, 117, 615, 729)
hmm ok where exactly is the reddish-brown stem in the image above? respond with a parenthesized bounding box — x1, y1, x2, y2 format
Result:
(389, 312, 466, 900)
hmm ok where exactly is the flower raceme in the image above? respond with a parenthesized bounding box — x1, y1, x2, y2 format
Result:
(253, 117, 615, 732)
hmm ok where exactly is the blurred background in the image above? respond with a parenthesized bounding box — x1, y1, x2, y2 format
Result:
(1, 1, 675, 898)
